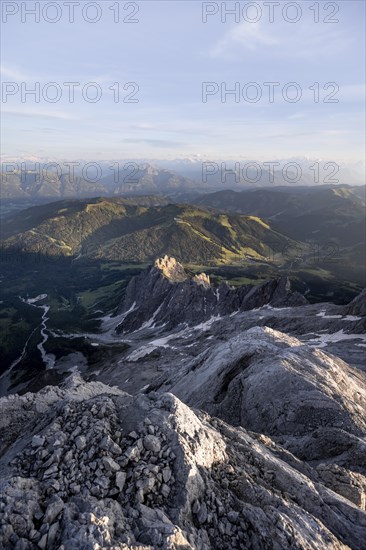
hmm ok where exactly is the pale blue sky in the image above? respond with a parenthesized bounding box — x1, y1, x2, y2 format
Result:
(1, 0, 365, 161)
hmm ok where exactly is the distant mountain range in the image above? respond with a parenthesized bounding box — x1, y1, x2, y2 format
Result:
(0, 164, 198, 201)
(196, 186, 366, 247)
(2, 185, 364, 288)
(158, 158, 365, 188)
(1, 198, 299, 265)
(1, 157, 364, 202)
(195, 186, 366, 286)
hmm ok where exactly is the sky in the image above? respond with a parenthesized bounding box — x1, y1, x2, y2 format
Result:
(1, 0, 365, 162)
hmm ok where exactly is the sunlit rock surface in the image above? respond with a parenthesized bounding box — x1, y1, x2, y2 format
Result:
(1, 374, 365, 549)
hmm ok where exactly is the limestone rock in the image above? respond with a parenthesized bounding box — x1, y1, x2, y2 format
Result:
(116, 257, 307, 333)
(143, 435, 161, 453)
(0, 374, 365, 549)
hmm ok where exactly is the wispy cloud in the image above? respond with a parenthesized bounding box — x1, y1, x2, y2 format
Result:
(2, 107, 77, 121)
(210, 22, 278, 57)
(209, 20, 352, 60)
(0, 64, 128, 89)
(1, 64, 29, 81)
(121, 138, 185, 148)
(265, 129, 352, 139)
(288, 113, 306, 120)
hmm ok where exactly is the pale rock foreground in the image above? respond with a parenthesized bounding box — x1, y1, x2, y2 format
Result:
(0, 374, 365, 549)
(164, 327, 366, 514)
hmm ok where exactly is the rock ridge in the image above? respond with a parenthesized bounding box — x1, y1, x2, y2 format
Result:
(117, 257, 307, 333)
(1, 374, 365, 549)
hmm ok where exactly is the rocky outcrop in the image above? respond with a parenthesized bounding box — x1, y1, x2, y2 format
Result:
(116, 256, 307, 333)
(153, 327, 366, 513)
(1, 374, 365, 549)
(168, 327, 366, 439)
(192, 272, 211, 289)
(154, 256, 188, 283)
(344, 289, 366, 317)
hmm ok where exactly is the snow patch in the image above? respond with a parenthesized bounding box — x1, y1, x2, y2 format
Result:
(137, 305, 163, 331)
(126, 327, 190, 362)
(100, 302, 136, 332)
(316, 310, 342, 319)
(343, 315, 362, 321)
(315, 311, 360, 321)
(192, 315, 221, 331)
(307, 330, 366, 349)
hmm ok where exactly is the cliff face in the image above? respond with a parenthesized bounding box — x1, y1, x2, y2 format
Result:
(344, 288, 366, 317)
(0, 374, 365, 550)
(116, 256, 307, 333)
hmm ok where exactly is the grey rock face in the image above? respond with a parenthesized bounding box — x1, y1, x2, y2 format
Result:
(170, 327, 366, 439)
(143, 434, 161, 453)
(31, 435, 45, 448)
(344, 288, 366, 317)
(102, 455, 120, 472)
(74, 435, 86, 450)
(164, 326, 366, 517)
(115, 471, 127, 491)
(1, 375, 365, 549)
(116, 256, 307, 333)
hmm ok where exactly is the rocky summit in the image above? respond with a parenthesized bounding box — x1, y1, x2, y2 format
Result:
(1, 374, 366, 550)
(116, 256, 307, 333)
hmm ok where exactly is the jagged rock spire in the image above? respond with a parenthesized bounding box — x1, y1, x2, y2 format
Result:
(192, 273, 211, 289)
(117, 258, 308, 334)
(154, 256, 187, 283)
